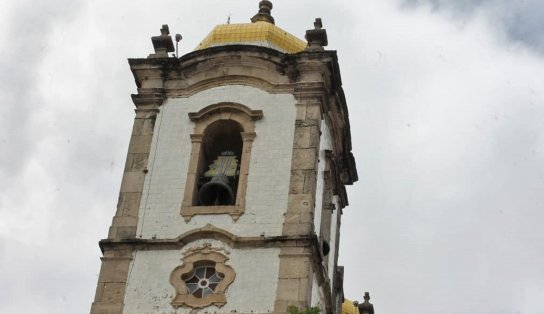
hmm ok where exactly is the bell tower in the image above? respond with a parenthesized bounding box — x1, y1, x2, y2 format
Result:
(90, 2, 357, 314)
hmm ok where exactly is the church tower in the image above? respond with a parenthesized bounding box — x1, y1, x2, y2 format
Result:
(91, 2, 357, 314)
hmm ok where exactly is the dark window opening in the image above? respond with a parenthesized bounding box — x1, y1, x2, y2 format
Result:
(197, 120, 243, 206)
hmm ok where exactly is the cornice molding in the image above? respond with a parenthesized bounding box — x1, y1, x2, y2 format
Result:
(99, 225, 319, 252)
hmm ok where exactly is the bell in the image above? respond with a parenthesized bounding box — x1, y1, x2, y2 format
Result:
(198, 173, 235, 206)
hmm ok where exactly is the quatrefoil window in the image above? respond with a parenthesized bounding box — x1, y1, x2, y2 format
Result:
(183, 264, 224, 298)
(170, 248, 235, 308)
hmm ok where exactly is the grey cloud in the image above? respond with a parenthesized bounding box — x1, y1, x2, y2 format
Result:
(0, 0, 82, 179)
(0, 237, 101, 313)
(402, 0, 490, 11)
(335, 1, 544, 312)
(503, 2, 544, 52)
(401, 0, 544, 53)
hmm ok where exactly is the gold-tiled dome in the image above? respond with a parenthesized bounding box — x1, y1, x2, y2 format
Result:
(342, 299, 359, 314)
(195, 21, 307, 53)
(195, 1, 306, 53)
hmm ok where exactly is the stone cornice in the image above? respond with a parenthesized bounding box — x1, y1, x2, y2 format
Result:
(99, 233, 319, 253)
(131, 90, 165, 108)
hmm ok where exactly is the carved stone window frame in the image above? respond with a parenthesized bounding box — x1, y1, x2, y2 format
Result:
(181, 102, 263, 221)
(170, 246, 236, 308)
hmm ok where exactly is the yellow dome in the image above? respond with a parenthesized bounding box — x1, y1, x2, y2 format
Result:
(195, 21, 307, 54)
(342, 299, 358, 314)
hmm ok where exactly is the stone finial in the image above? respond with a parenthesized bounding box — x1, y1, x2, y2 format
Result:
(353, 292, 375, 314)
(305, 18, 328, 51)
(251, 0, 275, 24)
(148, 24, 175, 59)
(314, 18, 323, 29)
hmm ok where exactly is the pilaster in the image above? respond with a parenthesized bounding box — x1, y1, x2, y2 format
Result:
(91, 90, 164, 314)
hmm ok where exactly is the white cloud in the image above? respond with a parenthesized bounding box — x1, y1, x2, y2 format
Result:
(338, 1, 544, 313)
(402, 0, 544, 53)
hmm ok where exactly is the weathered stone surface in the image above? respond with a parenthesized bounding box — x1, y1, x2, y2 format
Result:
(292, 148, 317, 170)
(140, 118, 156, 135)
(279, 246, 312, 255)
(97, 258, 132, 283)
(296, 103, 307, 120)
(282, 223, 312, 236)
(114, 226, 137, 239)
(276, 278, 300, 300)
(119, 172, 146, 193)
(93, 283, 105, 303)
(124, 153, 148, 172)
(116, 192, 141, 217)
(298, 276, 311, 300)
(127, 135, 153, 154)
(287, 194, 313, 213)
(279, 258, 310, 279)
(111, 216, 138, 227)
(309, 126, 320, 148)
(283, 213, 300, 224)
(289, 170, 305, 194)
(90, 303, 124, 314)
(303, 170, 317, 194)
(300, 212, 314, 223)
(305, 103, 322, 120)
(101, 283, 126, 304)
(294, 127, 312, 148)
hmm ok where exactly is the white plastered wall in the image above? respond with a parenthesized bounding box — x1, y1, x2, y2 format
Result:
(313, 120, 333, 237)
(311, 119, 333, 311)
(314, 121, 342, 297)
(310, 273, 325, 312)
(328, 195, 341, 292)
(123, 239, 281, 314)
(136, 85, 296, 239)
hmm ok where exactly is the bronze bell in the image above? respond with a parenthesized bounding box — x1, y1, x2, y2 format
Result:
(198, 173, 235, 206)
(198, 151, 238, 206)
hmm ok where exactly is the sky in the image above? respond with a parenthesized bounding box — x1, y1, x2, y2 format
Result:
(0, 0, 543, 313)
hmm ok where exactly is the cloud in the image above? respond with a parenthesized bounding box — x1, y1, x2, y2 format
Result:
(401, 0, 544, 53)
(0, 1, 125, 311)
(0, 0, 82, 177)
(338, 1, 544, 313)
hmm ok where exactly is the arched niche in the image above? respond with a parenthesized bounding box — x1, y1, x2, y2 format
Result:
(181, 102, 263, 221)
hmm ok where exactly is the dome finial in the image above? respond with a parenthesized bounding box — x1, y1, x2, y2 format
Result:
(353, 292, 375, 314)
(251, 0, 275, 24)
